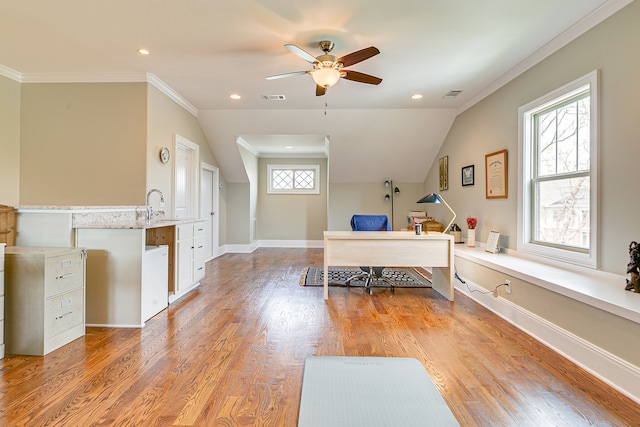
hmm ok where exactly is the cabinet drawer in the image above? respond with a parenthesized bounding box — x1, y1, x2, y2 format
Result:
(193, 235, 206, 258)
(194, 257, 206, 282)
(45, 288, 84, 338)
(194, 224, 206, 236)
(46, 253, 84, 297)
(177, 224, 194, 240)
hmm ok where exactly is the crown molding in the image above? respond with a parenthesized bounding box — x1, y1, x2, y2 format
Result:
(19, 72, 148, 83)
(236, 136, 260, 157)
(146, 73, 198, 117)
(0, 64, 22, 82)
(0, 68, 198, 117)
(457, 0, 634, 115)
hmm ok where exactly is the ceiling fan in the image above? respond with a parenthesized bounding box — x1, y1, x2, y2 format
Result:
(266, 41, 382, 96)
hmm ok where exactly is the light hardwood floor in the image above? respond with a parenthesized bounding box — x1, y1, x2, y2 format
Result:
(1, 248, 639, 426)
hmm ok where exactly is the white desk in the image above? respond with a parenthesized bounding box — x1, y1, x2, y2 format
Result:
(323, 231, 454, 301)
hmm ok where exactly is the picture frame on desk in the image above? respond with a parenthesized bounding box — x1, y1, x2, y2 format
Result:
(461, 165, 474, 186)
(486, 231, 501, 253)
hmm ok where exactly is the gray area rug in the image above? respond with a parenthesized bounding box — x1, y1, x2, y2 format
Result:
(298, 356, 460, 427)
(300, 267, 432, 288)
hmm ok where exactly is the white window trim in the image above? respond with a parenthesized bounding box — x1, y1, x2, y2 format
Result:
(267, 164, 320, 195)
(517, 70, 599, 268)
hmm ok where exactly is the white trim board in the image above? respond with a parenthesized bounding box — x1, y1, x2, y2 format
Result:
(455, 276, 640, 405)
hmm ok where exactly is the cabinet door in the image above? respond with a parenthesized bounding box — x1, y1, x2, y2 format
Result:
(176, 239, 193, 292)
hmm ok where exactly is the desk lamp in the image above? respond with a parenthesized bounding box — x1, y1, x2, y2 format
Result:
(416, 193, 456, 233)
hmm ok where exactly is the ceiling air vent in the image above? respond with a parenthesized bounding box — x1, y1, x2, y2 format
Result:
(261, 94, 286, 101)
(443, 90, 462, 99)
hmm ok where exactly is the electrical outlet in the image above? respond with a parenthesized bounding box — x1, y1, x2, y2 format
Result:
(505, 279, 511, 294)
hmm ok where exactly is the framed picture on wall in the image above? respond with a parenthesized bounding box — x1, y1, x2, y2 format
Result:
(439, 156, 449, 191)
(462, 165, 474, 186)
(485, 149, 508, 199)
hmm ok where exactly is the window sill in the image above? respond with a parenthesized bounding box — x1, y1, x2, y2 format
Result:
(454, 245, 640, 324)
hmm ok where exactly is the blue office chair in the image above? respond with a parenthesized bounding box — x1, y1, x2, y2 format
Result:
(346, 214, 394, 295)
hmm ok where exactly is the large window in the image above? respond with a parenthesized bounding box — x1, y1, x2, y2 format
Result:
(267, 164, 320, 194)
(518, 71, 598, 268)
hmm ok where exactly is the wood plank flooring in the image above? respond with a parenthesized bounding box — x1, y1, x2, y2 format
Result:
(1, 248, 639, 426)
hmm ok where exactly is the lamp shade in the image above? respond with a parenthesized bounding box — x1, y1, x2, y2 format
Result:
(417, 193, 456, 233)
(312, 68, 341, 88)
(417, 193, 441, 204)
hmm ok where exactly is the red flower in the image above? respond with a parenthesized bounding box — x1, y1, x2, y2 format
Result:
(466, 217, 477, 229)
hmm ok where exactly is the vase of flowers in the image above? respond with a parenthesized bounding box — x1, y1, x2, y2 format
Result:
(466, 217, 477, 247)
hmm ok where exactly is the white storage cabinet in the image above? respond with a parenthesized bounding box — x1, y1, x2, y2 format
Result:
(142, 245, 169, 322)
(173, 223, 206, 301)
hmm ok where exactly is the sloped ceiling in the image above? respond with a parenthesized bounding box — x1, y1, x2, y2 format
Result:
(0, 0, 631, 183)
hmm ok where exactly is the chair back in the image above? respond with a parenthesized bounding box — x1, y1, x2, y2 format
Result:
(350, 215, 391, 231)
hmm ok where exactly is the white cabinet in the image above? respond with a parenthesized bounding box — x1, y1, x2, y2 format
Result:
(142, 245, 169, 322)
(173, 223, 206, 302)
(4, 246, 86, 356)
(0, 243, 5, 359)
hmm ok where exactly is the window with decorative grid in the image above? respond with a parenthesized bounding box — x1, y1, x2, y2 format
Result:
(267, 165, 320, 194)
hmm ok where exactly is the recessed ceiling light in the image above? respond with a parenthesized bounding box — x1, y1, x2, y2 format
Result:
(229, 94, 241, 100)
(284, 146, 293, 149)
(411, 94, 423, 100)
(137, 48, 150, 55)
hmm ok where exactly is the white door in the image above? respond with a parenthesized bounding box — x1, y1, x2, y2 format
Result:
(174, 135, 199, 219)
(200, 164, 219, 260)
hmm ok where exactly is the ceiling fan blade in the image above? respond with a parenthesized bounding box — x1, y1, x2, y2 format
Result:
(336, 46, 380, 67)
(284, 44, 317, 63)
(265, 71, 309, 80)
(341, 70, 382, 85)
(316, 85, 327, 96)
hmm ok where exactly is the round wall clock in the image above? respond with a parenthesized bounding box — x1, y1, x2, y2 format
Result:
(159, 147, 170, 164)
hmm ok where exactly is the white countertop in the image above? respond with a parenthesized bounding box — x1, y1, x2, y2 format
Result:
(73, 218, 206, 229)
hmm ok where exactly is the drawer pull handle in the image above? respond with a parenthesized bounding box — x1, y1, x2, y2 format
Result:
(197, 267, 203, 271)
(56, 311, 74, 320)
(56, 273, 75, 280)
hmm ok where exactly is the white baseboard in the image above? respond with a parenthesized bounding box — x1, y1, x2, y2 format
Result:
(220, 241, 259, 254)
(258, 239, 323, 248)
(86, 323, 143, 328)
(456, 277, 640, 405)
(220, 240, 322, 253)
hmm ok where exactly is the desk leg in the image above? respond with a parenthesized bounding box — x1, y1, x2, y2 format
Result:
(323, 260, 329, 300)
(431, 266, 454, 301)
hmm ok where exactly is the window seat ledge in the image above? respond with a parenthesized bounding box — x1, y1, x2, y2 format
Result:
(454, 245, 640, 324)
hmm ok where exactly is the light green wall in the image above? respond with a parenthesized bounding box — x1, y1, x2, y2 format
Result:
(328, 182, 429, 232)
(20, 82, 147, 205)
(257, 158, 328, 241)
(238, 145, 258, 243)
(146, 84, 220, 228)
(426, 1, 640, 367)
(0, 75, 21, 206)
(226, 182, 250, 244)
(426, 0, 640, 275)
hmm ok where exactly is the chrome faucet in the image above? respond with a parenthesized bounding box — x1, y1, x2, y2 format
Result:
(146, 189, 165, 221)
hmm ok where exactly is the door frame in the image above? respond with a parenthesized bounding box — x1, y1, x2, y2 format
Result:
(173, 134, 200, 219)
(201, 162, 220, 259)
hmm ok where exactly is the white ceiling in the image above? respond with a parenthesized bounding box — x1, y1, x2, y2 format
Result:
(0, 0, 630, 183)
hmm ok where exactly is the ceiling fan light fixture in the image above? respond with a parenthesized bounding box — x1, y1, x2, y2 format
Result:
(312, 67, 341, 88)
